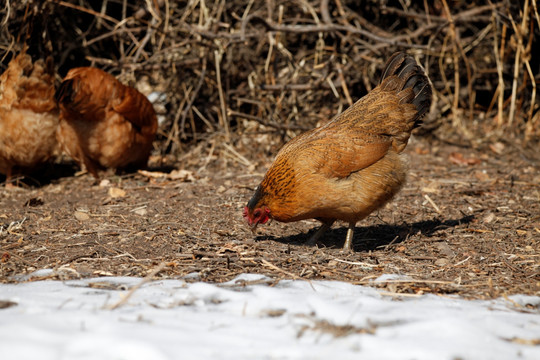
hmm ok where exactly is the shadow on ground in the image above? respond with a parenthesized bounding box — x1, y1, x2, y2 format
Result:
(256, 215, 475, 252)
(0, 161, 180, 188)
(0, 162, 79, 188)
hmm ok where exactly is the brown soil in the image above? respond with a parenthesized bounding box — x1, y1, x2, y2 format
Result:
(1, 137, 539, 300)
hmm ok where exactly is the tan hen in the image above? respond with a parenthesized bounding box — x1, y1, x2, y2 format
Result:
(243, 52, 432, 251)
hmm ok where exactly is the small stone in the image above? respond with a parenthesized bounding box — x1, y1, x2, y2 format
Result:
(109, 187, 126, 198)
(435, 258, 449, 266)
(74, 211, 90, 221)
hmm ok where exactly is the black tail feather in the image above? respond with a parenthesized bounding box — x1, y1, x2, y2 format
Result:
(55, 78, 74, 104)
(380, 52, 432, 123)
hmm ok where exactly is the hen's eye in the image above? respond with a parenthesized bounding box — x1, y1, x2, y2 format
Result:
(253, 209, 261, 217)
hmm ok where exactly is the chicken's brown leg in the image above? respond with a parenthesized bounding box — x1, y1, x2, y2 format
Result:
(342, 222, 356, 252)
(305, 220, 335, 246)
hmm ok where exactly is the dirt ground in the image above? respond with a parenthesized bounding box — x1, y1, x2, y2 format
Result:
(1, 135, 539, 300)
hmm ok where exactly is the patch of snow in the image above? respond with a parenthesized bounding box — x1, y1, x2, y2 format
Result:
(373, 273, 412, 282)
(10, 268, 55, 282)
(0, 274, 539, 360)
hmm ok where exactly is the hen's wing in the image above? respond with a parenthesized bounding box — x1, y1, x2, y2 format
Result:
(112, 86, 157, 135)
(275, 125, 390, 179)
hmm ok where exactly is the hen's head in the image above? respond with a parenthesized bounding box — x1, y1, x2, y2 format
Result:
(243, 186, 270, 231)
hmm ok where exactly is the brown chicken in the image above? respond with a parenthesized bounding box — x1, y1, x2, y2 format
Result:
(0, 48, 59, 187)
(55, 67, 157, 178)
(243, 52, 432, 251)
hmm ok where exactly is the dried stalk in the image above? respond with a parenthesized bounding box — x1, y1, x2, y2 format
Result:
(214, 48, 230, 141)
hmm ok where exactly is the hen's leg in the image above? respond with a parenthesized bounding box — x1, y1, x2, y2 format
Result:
(305, 220, 335, 246)
(4, 167, 14, 189)
(342, 222, 356, 252)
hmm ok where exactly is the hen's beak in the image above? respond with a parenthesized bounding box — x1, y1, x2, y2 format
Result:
(250, 222, 259, 233)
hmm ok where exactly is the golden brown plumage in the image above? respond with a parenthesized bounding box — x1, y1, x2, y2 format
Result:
(0, 48, 59, 187)
(55, 67, 157, 178)
(244, 52, 432, 251)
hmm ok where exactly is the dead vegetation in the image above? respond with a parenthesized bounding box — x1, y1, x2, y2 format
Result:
(0, 1, 539, 298)
(1, 0, 539, 150)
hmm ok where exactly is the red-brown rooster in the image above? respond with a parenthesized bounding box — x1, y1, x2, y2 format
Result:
(55, 67, 157, 178)
(0, 48, 59, 187)
(243, 52, 432, 251)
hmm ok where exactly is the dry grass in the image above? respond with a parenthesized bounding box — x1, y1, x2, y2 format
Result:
(1, 0, 538, 152)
